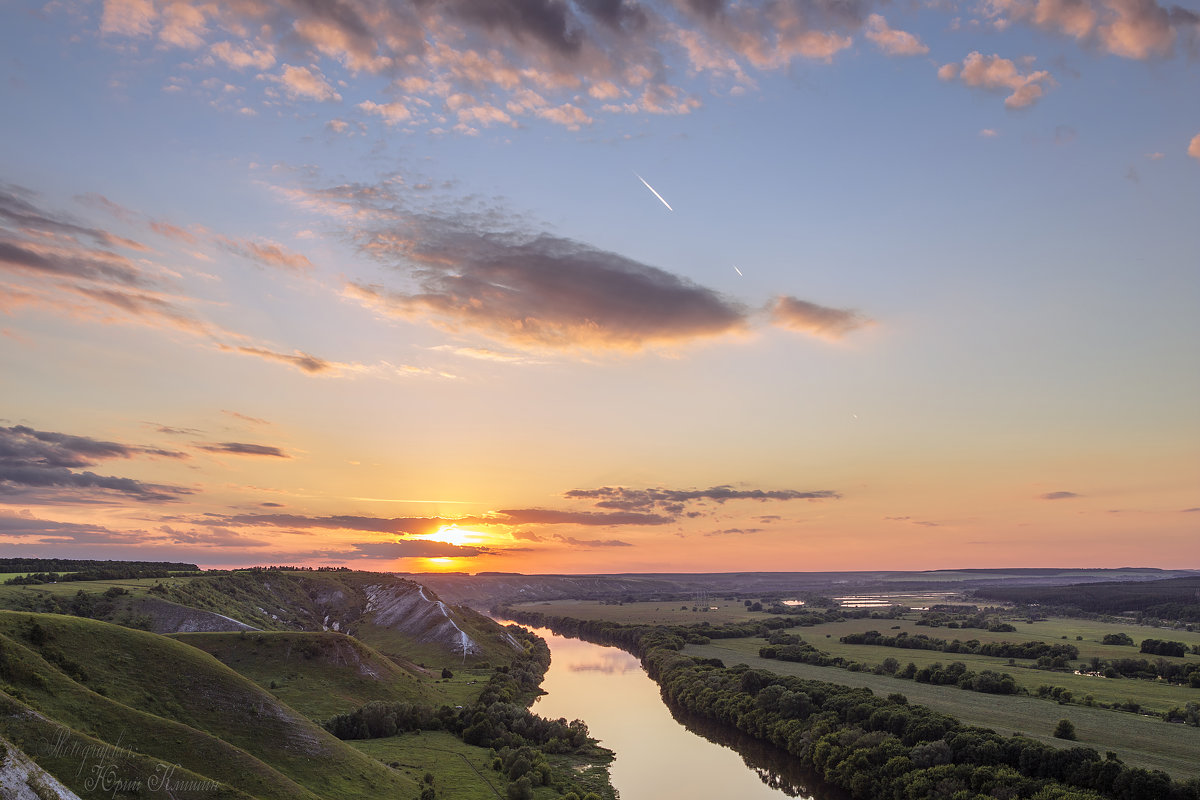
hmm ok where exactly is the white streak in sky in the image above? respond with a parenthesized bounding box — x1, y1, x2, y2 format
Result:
(635, 173, 673, 211)
(733, 265, 743, 276)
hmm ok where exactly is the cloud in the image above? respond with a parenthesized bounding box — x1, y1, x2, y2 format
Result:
(161, 525, 271, 547)
(981, 0, 1197, 60)
(864, 15, 929, 56)
(497, 508, 673, 526)
(358, 100, 413, 125)
(346, 216, 748, 352)
(703, 527, 764, 536)
(564, 485, 841, 515)
(550, 534, 633, 547)
(980, 128, 1000, 137)
(271, 64, 342, 102)
(220, 344, 333, 374)
(215, 236, 313, 272)
(769, 296, 871, 338)
(939, 52, 1055, 108)
(224, 513, 482, 535)
(197, 442, 291, 458)
(1190, 133, 1200, 161)
(1039, 490, 1081, 499)
(222, 410, 270, 426)
(0, 424, 191, 503)
(348, 540, 491, 558)
(0, 509, 141, 544)
(1, 185, 353, 377)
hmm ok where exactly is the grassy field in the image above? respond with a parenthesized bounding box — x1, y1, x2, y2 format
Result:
(351, 731, 612, 800)
(711, 634, 1199, 715)
(350, 732, 504, 800)
(685, 641, 1200, 781)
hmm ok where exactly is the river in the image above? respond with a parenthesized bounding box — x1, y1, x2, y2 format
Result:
(499, 622, 834, 800)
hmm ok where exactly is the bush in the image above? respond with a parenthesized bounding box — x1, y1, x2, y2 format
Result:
(1053, 719, 1076, 740)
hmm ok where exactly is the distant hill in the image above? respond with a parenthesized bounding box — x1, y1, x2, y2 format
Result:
(413, 568, 1199, 608)
(973, 575, 1200, 621)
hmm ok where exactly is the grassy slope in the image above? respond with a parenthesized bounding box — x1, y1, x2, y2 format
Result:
(0, 612, 417, 800)
(0, 692, 255, 800)
(172, 630, 436, 720)
(685, 641, 1200, 781)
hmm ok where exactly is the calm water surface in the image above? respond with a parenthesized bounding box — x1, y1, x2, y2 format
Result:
(499, 622, 825, 800)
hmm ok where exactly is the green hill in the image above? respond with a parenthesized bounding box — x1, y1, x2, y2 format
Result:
(0, 612, 417, 799)
(173, 630, 435, 720)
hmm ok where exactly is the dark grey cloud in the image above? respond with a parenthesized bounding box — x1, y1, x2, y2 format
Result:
(350, 219, 747, 352)
(160, 525, 271, 547)
(0, 511, 140, 544)
(224, 513, 486, 535)
(197, 442, 291, 458)
(564, 485, 840, 514)
(1039, 491, 1081, 500)
(551, 534, 633, 547)
(1182, 507, 1200, 513)
(770, 296, 871, 339)
(577, 0, 649, 31)
(0, 425, 192, 503)
(348, 540, 491, 558)
(703, 527, 763, 536)
(497, 508, 673, 526)
(445, 0, 583, 55)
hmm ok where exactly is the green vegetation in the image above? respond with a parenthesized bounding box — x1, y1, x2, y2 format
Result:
(172, 630, 438, 720)
(504, 607, 1200, 799)
(0, 566, 618, 800)
(1056, 719, 1078, 740)
(326, 624, 615, 800)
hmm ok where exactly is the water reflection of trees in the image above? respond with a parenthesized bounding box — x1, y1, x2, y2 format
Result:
(664, 700, 849, 800)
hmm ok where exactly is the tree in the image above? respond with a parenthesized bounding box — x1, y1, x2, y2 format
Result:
(1053, 719, 1076, 740)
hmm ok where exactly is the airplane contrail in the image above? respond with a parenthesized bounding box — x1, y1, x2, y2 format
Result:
(733, 265, 743, 276)
(635, 173, 673, 211)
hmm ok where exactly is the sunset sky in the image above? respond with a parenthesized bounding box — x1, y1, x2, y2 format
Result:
(1, 0, 1197, 573)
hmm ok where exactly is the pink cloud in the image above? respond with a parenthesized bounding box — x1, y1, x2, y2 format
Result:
(1189, 133, 1200, 161)
(864, 15, 930, 56)
(940, 52, 1055, 108)
(100, 0, 156, 37)
(272, 64, 342, 103)
(981, 0, 1194, 60)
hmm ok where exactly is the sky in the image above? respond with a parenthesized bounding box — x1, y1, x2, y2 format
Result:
(1, 0, 1197, 574)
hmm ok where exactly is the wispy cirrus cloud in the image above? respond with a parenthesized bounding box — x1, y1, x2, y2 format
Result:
(1039, 490, 1081, 499)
